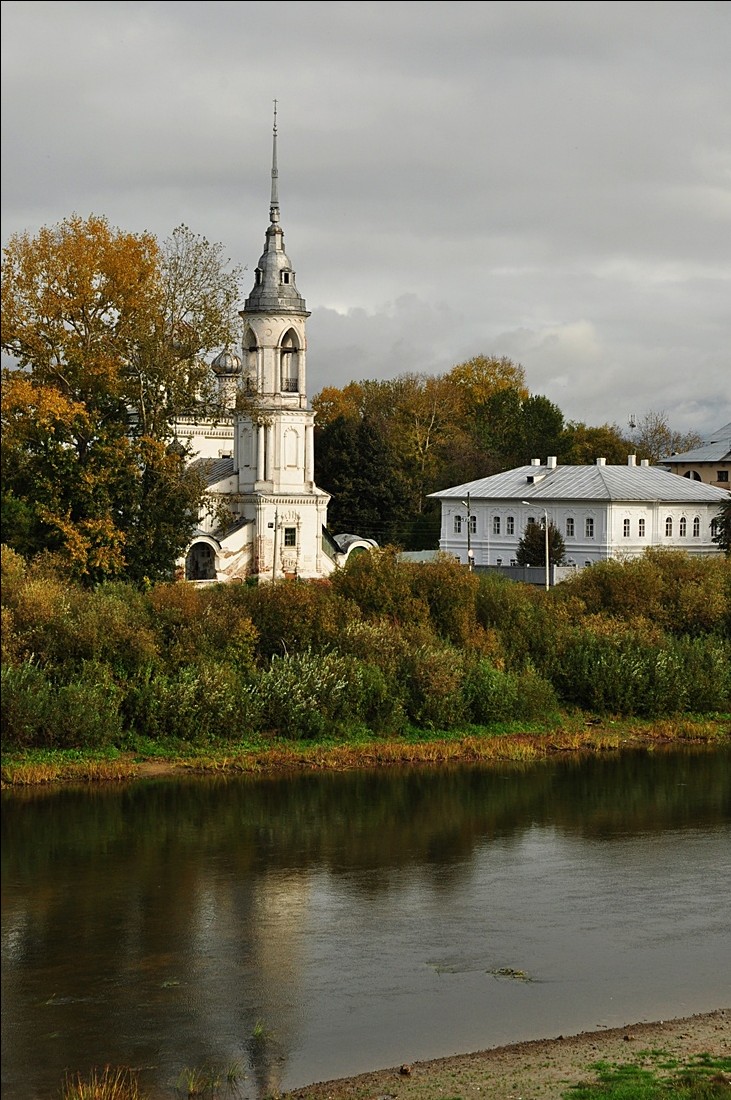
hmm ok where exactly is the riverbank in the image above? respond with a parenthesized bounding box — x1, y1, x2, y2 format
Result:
(2, 714, 729, 788)
(280, 1010, 730, 1099)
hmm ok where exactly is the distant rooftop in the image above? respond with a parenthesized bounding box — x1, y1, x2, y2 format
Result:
(661, 423, 731, 465)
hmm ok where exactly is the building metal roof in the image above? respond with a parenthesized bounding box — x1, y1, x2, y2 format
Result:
(189, 456, 235, 487)
(661, 422, 731, 465)
(430, 460, 731, 504)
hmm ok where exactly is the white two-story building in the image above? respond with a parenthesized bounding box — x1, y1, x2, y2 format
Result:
(431, 455, 728, 569)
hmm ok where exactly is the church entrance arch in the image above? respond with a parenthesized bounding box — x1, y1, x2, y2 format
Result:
(186, 541, 217, 581)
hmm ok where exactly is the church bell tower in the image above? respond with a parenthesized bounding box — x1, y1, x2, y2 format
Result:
(233, 106, 330, 579)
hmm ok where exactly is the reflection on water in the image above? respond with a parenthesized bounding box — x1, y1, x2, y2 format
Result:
(2, 746, 730, 1098)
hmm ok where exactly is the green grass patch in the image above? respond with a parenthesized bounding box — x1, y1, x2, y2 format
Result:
(565, 1053, 731, 1098)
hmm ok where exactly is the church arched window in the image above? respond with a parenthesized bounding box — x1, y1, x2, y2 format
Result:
(280, 329, 300, 392)
(243, 326, 258, 390)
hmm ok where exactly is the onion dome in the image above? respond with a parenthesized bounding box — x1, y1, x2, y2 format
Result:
(211, 348, 243, 376)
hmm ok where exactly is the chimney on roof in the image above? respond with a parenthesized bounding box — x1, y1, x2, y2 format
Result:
(628, 454, 636, 466)
(547, 456, 557, 469)
(531, 458, 541, 466)
(596, 457, 606, 466)
(640, 459, 649, 467)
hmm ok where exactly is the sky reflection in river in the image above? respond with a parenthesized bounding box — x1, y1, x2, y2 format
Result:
(2, 746, 730, 1098)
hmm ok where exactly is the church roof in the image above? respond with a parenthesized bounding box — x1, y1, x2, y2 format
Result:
(190, 456, 235, 487)
(430, 461, 730, 505)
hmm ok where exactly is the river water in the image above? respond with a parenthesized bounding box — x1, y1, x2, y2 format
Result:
(2, 746, 730, 1098)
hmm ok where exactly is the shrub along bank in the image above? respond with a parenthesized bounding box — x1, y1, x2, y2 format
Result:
(1, 545, 730, 754)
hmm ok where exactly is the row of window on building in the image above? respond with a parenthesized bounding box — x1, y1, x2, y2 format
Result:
(454, 515, 706, 539)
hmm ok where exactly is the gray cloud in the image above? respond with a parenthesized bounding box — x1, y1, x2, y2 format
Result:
(2, 0, 729, 437)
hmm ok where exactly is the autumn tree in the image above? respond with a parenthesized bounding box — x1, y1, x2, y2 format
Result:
(444, 354, 529, 411)
(630, 410, 703, 464)
(314, 356, 530, 549)
(559, 422, 631, 466)
(516, 519, 566, 567)
(1, 215, 242, 583)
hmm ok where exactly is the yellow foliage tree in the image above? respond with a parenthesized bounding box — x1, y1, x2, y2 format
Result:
(1, 215, 242, 582)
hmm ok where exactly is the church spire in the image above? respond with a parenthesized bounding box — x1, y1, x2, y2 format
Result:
(270, 100, 280, 225)
(243, 104, 307, 315)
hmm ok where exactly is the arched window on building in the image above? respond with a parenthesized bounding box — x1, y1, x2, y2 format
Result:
(693, 516, 701, 537)
(280, 329, 300, 392)
(454, 516, 462, 534)
(679, 517, 687, 537)
(665, 516, 673, 537)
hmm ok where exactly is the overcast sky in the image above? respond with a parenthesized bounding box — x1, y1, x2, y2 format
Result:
(2, 1, 729, 437)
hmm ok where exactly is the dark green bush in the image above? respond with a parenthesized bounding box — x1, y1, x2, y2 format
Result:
(1, 660, 123, 748)
(122, 661, 257, 743)
(464, 659, 559, 724)
(330, 546, 429, 626)
(399, 644, 467, 731)
(1, 661, 54, 747)
(544, 630, 731, 716)
(255, 650, 361, 739)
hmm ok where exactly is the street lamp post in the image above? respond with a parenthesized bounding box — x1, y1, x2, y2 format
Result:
(461, 492, 474, 570)
(543, 508, 549, 592)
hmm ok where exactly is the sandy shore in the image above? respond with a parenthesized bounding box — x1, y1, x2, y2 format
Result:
(280, 1009, 730, 1099)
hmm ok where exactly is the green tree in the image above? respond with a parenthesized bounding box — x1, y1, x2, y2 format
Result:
(516, 519, 566, 566)
(316, 414, 410, 544)
(1, 215, 242, 583)
(518, 395, 565, 465)
(712, 497, 731, 557)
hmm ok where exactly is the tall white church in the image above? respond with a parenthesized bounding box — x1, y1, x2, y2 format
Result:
(177, 116, 375, 582)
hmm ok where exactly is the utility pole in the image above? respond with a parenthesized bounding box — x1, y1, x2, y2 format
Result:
(543, 508, 550, 592)
(272, 506, 279, 580)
